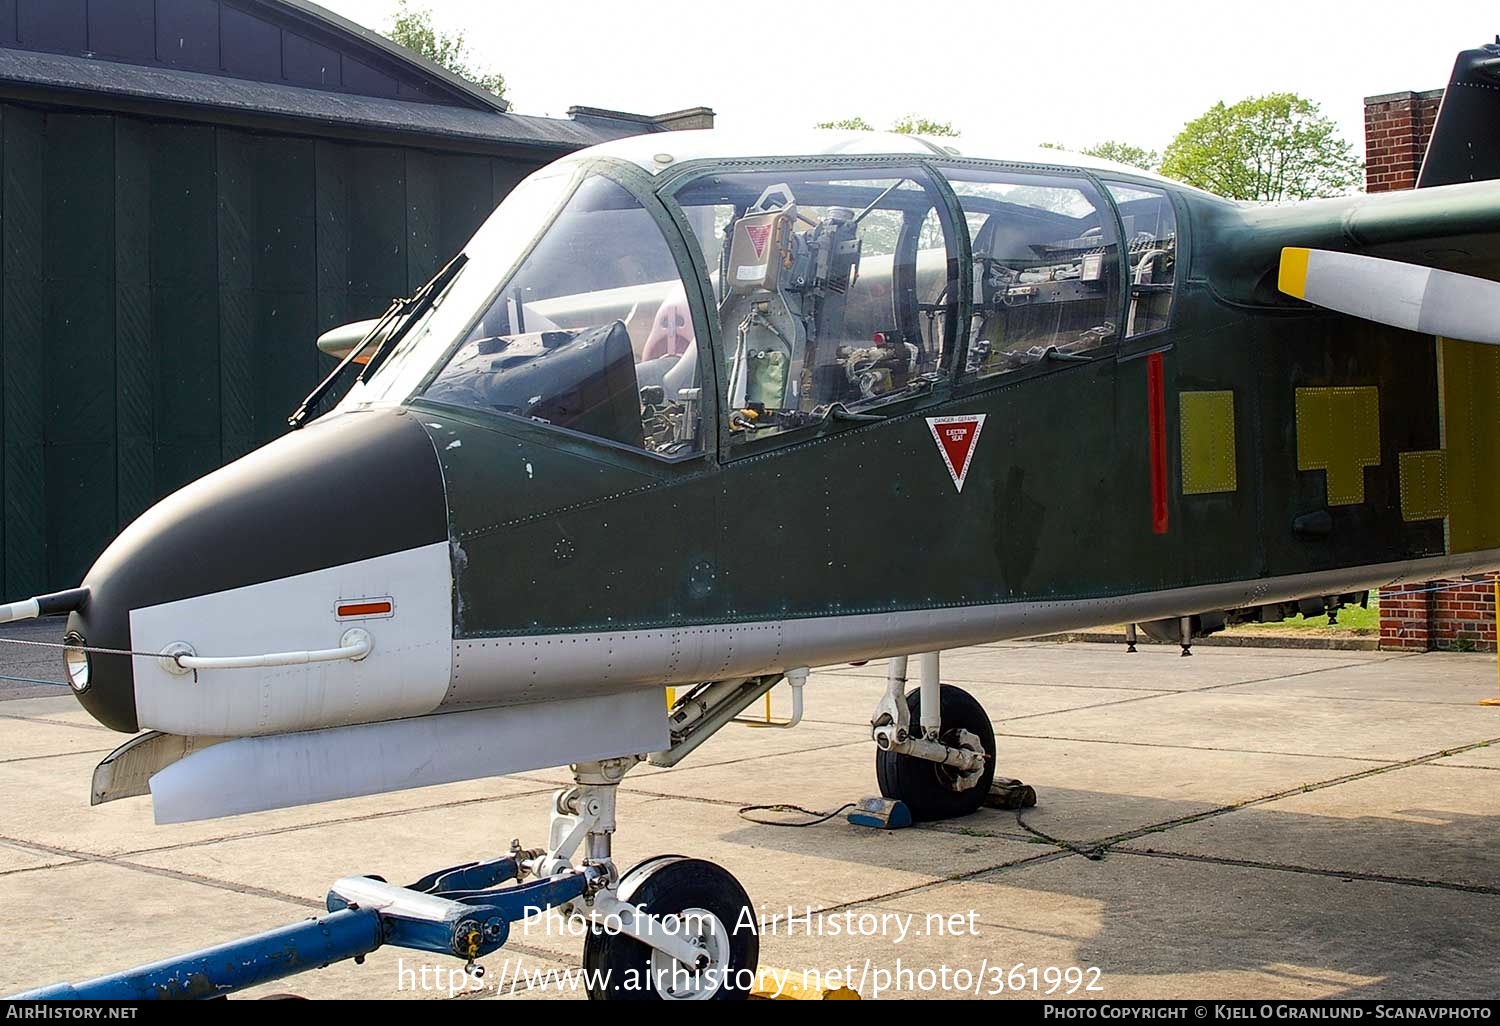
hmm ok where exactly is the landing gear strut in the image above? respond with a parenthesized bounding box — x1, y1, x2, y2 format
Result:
(870, 653, 996, 822)
(544, 758, 759, 1001)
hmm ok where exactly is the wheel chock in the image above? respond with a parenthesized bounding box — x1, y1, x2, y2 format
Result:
(984, 776, 1037, 811)
(846, 797, 912, 830)
(751, 968, 861, 1000)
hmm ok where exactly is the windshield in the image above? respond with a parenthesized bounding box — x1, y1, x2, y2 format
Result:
(343, 158, 962, 454)
(420, 174, 706, 458)
(672, 167, 958, 439)
(340, 163, 578, 408)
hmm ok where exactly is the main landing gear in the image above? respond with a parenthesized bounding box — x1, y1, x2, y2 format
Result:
(870, 652, 997, 822)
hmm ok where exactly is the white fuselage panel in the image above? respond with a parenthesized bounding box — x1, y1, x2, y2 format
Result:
(130, 542, 453, 737)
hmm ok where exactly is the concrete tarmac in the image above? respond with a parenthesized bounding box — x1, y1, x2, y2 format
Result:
(0, 630, 1496, 1000)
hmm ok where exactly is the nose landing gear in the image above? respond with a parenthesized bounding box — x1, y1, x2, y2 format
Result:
(539, 759, 760, 1001)
(582, 857, 759, 1001)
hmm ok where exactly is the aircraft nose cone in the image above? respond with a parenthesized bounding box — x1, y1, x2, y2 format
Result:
(66, 408, 449, 733)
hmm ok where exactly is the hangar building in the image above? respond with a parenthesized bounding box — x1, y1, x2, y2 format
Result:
(0, 0, 709, 594)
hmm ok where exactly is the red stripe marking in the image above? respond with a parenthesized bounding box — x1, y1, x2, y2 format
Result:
(338, 601, 392, 618)
(1146, 352, 1169, 535)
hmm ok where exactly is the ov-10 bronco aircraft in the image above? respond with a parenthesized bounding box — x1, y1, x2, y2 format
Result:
(4, 41, 1500, 1001)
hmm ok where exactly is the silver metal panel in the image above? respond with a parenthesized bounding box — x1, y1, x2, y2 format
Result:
(147, 688, 669, 824)
(446, 549, 1500, 701)
(91, 731, 227, 806)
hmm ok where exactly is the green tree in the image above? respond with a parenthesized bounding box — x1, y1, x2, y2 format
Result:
(1082, 141, 1159, 171)
(889, 115, 958, 137)
(1160, 93, 1363, 202)
(814, 115, 959, 136)
(1040, 141, 1160, 171)
(815, 116, 875, 131)
(388, 1, 505, 100)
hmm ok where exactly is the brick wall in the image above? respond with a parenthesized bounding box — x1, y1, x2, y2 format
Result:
(1364, 89, 1444, 192)
(1380, 579, 1499, 652)
(1364, 85, 1497, 652)
(1433, 581, 1500, 652)
(1379, 587, 1432, 651)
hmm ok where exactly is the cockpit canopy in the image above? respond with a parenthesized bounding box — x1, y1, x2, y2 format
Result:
(343, 148, 1178, 456)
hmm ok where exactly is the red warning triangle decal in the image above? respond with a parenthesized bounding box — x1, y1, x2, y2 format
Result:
(927, 415, 987, 493)
(745, 224, 773, 259)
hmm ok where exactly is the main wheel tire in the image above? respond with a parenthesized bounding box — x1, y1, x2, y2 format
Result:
(582, 856, 759, 1001)
(875, 684, 996, 822)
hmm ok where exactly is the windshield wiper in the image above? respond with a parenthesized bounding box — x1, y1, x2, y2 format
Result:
(358, 252, 468, 384)
(288, 252, 469, 429)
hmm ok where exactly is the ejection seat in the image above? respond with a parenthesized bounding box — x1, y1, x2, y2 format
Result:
(635, 285, 699, 395)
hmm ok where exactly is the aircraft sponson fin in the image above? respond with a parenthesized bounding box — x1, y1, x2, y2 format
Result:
(1417, 41, 1500, 189)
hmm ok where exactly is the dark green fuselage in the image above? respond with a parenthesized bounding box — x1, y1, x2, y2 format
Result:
(418, 156, 1500, 644)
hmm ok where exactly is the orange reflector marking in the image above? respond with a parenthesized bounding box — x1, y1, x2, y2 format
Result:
(338, 600, 393, 618)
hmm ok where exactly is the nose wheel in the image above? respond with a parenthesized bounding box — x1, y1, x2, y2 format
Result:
(875, 684, 996, 822)
(582, 856, 759, 1001)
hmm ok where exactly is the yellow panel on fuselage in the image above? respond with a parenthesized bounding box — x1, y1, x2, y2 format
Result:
(1440, 337, 1500, 554)
(1397, 450, 1449, 523)
(1180, 391, 1238, 495)
(1295, 387, 1381, 506)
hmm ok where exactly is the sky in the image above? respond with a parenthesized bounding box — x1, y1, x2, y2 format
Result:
(317, 0, 1497, 159)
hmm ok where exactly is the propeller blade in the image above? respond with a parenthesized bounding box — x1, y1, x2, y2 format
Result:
(1279, 247, 1500, 345)
(316, 318, 382, 362)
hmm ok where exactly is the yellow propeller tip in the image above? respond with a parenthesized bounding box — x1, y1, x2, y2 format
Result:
(1279, 247, 1311, 300)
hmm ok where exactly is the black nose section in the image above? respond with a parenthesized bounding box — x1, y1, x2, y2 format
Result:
(68, 408, 449, 733)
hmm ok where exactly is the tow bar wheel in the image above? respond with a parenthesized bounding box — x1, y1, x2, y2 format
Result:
(583, 857, 758, 1001)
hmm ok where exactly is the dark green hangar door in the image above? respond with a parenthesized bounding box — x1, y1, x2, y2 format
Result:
(0, 0, 669, 595)
(2, 112, 519, 596)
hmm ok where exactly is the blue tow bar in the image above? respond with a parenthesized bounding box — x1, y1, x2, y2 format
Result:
(13, 854, 593, 1000)
(16, 909, 384, 1001)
